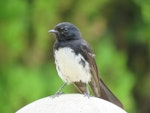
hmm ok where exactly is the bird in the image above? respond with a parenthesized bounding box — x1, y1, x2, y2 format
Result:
(49, 22, 123, 108)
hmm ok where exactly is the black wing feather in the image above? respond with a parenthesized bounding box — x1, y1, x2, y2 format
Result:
(79, 41, 123, 108)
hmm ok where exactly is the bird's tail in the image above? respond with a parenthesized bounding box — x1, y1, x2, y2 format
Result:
(74, 79, 123, 108)
(99, 79, 123, 108)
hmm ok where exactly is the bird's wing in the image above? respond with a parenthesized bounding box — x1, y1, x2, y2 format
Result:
(80, 43, 101, 97)
(80, 42, 123, 108)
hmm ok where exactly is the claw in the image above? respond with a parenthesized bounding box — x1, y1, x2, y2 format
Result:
(84, 85, 90, 98)
(52, 91, 64, 98)
(52, 82, 67, 98)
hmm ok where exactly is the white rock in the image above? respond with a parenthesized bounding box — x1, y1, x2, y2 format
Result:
(16, 94, 127, 113)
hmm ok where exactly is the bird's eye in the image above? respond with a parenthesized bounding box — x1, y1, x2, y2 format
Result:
(56, 27, 68, 34)
(64, 28, 68, 32)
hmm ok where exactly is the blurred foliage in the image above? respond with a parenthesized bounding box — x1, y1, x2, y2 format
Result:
(0, 0, 150, 113)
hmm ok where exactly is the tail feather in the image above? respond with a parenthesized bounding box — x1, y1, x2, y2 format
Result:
(99, 79, 123, 108)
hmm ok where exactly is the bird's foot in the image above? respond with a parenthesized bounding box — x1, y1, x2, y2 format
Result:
(51, 82, 67, 98)
(83, 92, 90, 98)
(52, 91, 64, 98)
(83, 85, 90, 98)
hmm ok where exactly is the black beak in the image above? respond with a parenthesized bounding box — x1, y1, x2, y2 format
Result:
(48, 29, 58, 33)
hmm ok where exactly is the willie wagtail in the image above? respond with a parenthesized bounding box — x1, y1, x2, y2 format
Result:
(49, 22, 123, 108)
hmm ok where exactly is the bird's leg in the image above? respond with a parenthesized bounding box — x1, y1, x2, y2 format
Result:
(84, 84, 90, 98)
(53, 82, 67, 97)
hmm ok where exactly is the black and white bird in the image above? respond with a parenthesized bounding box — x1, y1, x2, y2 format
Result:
(49, 22, 123, 108)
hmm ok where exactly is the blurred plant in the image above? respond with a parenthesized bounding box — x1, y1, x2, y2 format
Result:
(0, 0, 150, 113)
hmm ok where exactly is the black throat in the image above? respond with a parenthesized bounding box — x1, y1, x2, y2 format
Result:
(53, 39, 90, 62)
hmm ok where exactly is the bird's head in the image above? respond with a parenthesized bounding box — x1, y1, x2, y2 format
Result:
(49, 22, 82, 41)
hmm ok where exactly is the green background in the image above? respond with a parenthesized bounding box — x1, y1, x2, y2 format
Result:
(0, 0, 150, 113)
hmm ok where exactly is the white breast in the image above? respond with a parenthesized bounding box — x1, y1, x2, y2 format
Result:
(54, 47, 91, 84)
